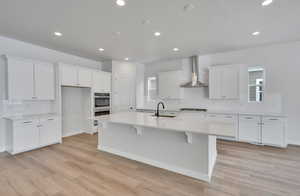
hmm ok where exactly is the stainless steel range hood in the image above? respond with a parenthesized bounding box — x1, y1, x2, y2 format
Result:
(180, 56, 208, 88)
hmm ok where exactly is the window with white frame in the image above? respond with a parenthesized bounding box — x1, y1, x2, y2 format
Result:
(147, 77, 157, 101)
(248, 67, 264, 102)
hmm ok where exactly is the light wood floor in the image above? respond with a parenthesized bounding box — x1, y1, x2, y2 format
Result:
(1, 134, 300, 196)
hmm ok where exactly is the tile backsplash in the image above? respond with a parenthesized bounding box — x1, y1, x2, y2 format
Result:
(1, 100, 55, 117)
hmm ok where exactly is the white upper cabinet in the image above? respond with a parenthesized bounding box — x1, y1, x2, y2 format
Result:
(6, 57, 55, 100)
(209, 66, 239, 99)
(78, 68, 92, 87)
(221, 68, 239, 99)
(158, 70, 183, 99)
(35, 62, 55, 100)
(60, 64, 78, 86)
(7, 58, 35, 100)
(60, 64, 92, 87)
(209, 68, 222, 99)
(93, 71, 111, 93)
(101, 72, 112, 92)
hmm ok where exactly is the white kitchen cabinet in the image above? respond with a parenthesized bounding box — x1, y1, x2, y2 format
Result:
(262, 116, 286, 147)
(209, 66, 239, 99)
(78, 68, 92, 87)
(209, 69, 222, 99)
(101, 72, 112, 92)
(6, 57, 55, 100)
(238, 115, 261, 143)
(93, 71, 111, 93)
(39, 116, 61, 147)
(60, 64, 92, 87)
(158, 70, 183, 99)
(60, 64, 78, 86)
(7, 58, 35, 100)
(35, 62, 55, 100)
(5, 115, 61, 155)
(6, 119, 40, 154)
(206, 113, 238, 141)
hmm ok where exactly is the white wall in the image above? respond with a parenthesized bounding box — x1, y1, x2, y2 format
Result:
(61, 87, 91, 137)
(0, 36, 103, 151)
(143, 41, 300, 145)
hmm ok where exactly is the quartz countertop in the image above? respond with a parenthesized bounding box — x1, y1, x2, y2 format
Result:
(97, 112, 235, 137)
(136, 108, 286, 117)
(3, 113, 58, 121)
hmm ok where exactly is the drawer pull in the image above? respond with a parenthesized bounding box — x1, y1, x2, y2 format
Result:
(225, 116, 233, 119)
(268, 118, 279, 121)
(23, 121, 33, 124)
(244, 117, 253, 120)
(48, 118, 54, 121)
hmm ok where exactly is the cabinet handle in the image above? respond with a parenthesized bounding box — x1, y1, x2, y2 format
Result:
(245, 117, 253, 120)
(23, 121, 33, 124)
(48, 118, 54, 121)
(268, 118, 279, 121)
(224, 116, 233, 119)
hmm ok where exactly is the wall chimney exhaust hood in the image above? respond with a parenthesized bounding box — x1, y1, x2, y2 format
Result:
(180, 56, 208, 88)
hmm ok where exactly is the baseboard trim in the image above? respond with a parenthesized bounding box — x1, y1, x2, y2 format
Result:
(62, 131, 84, 138)
(0, 147, 5, 153)
(288, 140, 300, 146)
(98, 145, 210, 182)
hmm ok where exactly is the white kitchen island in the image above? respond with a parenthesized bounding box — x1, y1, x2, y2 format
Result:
(97, 112, 235, 182)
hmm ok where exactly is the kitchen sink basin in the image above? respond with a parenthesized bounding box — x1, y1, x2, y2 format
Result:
(151, 114, 176, 118)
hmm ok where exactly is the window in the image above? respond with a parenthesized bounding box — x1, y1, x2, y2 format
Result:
(248, 67, 264, 102)
(147, 77, 157, 100)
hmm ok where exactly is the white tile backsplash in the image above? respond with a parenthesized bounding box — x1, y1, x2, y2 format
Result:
(2, 100, 55, 117)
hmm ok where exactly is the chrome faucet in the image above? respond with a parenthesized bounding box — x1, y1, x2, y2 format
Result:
(155, 102, 165, 117)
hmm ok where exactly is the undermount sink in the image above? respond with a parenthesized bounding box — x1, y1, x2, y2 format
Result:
(151, 114, 176, 118)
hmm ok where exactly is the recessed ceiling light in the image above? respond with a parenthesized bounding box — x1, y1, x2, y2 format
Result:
(262, 0, 273, 6)
(116, 0, 126, 6)
(154, 32, 161, 37)
(124, 57, 129, 61)
(98, 48, 105, 52)
(184, 3, 195, 12)
(54, 32, 62, 37)
(173, 48, 179, 52)
(142, 19, 151, 25)
(252, 31, 260, 36)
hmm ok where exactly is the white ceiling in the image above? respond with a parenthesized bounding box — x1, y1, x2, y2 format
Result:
(0, 0, 300, 63)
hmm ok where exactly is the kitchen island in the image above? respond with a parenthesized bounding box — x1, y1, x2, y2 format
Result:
(97, 112, 235, 182)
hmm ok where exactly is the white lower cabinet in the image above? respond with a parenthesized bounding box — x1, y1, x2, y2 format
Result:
(261, 116, 286, 147)
(12, 120, 40, 153)
(6, 116, 61, 155)
(238, 115, 286, 147)
(206, 113, 238, 141)
(39, 117, 61, 147)
(238, 115, 261, 143)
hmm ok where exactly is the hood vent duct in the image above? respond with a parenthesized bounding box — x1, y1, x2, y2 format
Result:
(180, 56, 208, 88)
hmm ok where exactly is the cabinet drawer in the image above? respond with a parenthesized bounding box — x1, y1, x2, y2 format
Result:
(262, 117, 284, 123)
(13, 119, 39, 127)
(239, 115, 260, 122)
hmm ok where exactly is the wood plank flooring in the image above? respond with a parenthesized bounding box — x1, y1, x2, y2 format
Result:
(1, 133, 300, 196)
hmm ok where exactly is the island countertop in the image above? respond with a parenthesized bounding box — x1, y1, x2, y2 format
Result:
(97, 112, 235, 137)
